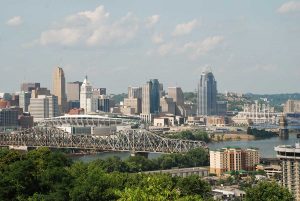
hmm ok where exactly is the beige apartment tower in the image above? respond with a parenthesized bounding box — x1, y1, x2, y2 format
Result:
(275, 144, 300, 201)
(53, 67, 67, 114)
(210, 147, 260, 176)
(284, 100, 300, 113)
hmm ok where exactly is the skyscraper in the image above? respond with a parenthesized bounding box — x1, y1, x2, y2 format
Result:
(197, 71, 217, 115)
(28, 95, 59, 121)
(168, 87, 184, 106)
(67, 81, 82, 101)
(19, 91, 31, 112)
(80, 76, 98, 114)
(20, 82, 40, 92)
(142, 79, 160, 114)
(275, 143, 300, 201)
(53, 67, 67, 114)
(150, 79, 160, 114)
(128, 86, 142, 99)
(142, 81, 152, 114)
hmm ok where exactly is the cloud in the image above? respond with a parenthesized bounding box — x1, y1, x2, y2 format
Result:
(152, 33, 164, 44)
(36, 5, 139, 47)
(154, 36, 224, 59)
(40, 28, 81, 46)
(6, 16, 23, 26)
(145, 15, 160, 28)
(277, 1, 300, 14)
(182, 36, 224, 58)
(172, 19, 198, 36)
(157, 43, 175, 56)
(86, 12, 139, 46)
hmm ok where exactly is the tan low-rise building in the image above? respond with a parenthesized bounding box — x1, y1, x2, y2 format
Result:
(210, 147, 260, 176)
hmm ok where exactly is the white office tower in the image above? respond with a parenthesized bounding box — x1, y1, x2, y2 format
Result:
(28, 95, 59, 121)
(19, 91, 31, 112)
(80, 76, 98, 114)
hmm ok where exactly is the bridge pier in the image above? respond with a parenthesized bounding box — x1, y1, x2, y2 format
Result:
(279, 128, 289, 139)
(130, 151, 149, 158)
(279, 115, 289, 139)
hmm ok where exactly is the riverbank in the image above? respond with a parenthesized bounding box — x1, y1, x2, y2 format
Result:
(211, 133, 255, 141)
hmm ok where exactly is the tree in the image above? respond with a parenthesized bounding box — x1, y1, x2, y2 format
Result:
(186, 148, 209, 166)
(245, 181, 294, 201)
(176, 175, 211, 199)
(125, 155, 155, 172)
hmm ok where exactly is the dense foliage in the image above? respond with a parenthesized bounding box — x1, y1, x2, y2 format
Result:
(245, 181, 294, 201)
(111, 93, 127, 105)
(168, 130, 210, 143)
(0, 148, 211, 201)
(0, 148, 293, 201)
(183, 92, 197, 104)
(247, 127, 277, 139)
(82, 147, 209, 173)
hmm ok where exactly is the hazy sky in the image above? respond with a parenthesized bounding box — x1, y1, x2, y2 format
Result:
(1, 0, 300, 94)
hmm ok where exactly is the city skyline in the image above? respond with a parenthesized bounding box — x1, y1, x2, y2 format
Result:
(1, 1, 300, 94)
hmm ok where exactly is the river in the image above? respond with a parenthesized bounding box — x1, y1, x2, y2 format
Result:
(72, 134, 300, 162)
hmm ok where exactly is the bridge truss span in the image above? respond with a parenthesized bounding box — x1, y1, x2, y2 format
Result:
(0, 127, 207, 153)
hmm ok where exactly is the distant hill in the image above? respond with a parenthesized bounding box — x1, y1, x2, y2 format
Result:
(183, 92, 300, 112)
(245, 93, 300, 106)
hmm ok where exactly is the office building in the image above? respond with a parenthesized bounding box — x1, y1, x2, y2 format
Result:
(68, 100, 80, 110)
(80, 76, 98, 114)
(10, 94, 19, 107)
(210, 147, 260, 176)
(19, 113, 34, 129)
(168, 86, 185, 116)
(275, 144, 300, 201)
(28, 95, 59, 121)
(93, 88, 107, 96)
(98, 95, 110, 112)
(128, 86, 142, 99)
(31, 87, 51, 98)
(216, 101, 227, 116)
(19, 91, 31, 112)
(142, 79, 160, 113)
(67, 81, 82, 101)
(168, 87, 184, 106)
(123, 98, 142, 114)
(20, 82, 40, 92)
(284, 100, 300, 113)
(160, 97, 176, 115)
(53, 67, 67, 114)
(151, 79, 160, 113)
(0, 108, 19, 130)
(142, 81, 152, 114)
(0, 99, 9, 109)
(197, 71, 217, 115)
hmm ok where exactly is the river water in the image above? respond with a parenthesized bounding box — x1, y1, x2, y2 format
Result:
(73, 134, 300, 162)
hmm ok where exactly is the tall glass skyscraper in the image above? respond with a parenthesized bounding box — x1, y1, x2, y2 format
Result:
(150, 79, 160, 114)
(197, 71, 217, 115)
(142, 79, 160, 114)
